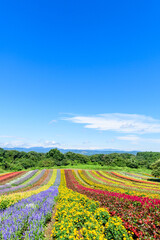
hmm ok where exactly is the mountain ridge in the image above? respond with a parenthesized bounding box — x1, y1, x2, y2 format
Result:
(3, 147, 138, 155)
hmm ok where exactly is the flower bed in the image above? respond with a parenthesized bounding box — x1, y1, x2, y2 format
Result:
(0, 171, 37, 191)
(51, 170, 133, 240)
(29, 169, 53, 190)
(0, 169, 60, 240)
(97, 171, 160, 191)
(0, 170, 57, 210)
(0, 170, 45, 195)
(88, 171, 160, 195)
(110, 172, 158, 185)
(78, 170, 160, 199)
(65, 170, 160, 239)
(11, 170, 36, 186)
(0, 171, 25, 184)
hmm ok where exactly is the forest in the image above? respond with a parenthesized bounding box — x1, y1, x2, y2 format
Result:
(0, 148, 160, 176)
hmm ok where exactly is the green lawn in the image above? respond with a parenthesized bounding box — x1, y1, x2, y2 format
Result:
(51, 164, 152, 174)
(0, 165, 152, 175)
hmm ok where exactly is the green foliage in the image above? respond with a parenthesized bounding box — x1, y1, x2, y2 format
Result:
(0, 147, 160, 173)
(102, 153, 135, 167)
(46, 148, 65, 166)
(0, 149, 45, 170)
(64, 151, 90, 165)
(125, 157, 139, 168)
(136, 152, 160, 169)
(151, 159, 160, 177)
(46, 148, 63, 160)
(94, 208, 110, 224)
(104, 216, 131, 240)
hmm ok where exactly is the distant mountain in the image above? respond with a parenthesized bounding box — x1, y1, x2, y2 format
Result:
(3, 147, 138, 155)
(60, 149, 138, 155)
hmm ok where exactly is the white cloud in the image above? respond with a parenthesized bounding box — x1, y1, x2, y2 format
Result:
(0, 140, 104, 150)
(49, 120, 57, 124)
(0, 140, 58, 149)
(117, 134, 160, 144)
(64, 113, 160, 134)
(0, 141, 28, 148)
(33, 140, 58, 148)
(117, 135, 140, 141)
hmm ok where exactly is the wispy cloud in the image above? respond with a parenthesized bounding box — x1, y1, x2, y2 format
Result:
(117, 135, 140, 141)
(63, 113, 160, 134)
(49, 120, 57, 124)
(117, 135, 160, 144)
(0, 140, 59, 149)
(0, 141, 28, 148)
(0, 135, 16, 138)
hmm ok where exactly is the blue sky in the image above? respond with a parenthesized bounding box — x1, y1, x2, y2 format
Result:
(0, 0, 160, 151)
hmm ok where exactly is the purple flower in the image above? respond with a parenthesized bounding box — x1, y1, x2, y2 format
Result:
(0, 170, 61, 240)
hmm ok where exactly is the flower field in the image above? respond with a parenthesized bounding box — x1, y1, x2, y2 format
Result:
(0, 169, 159, 239)
(0, 171, 25, 184)
(64, 169, 160, 239)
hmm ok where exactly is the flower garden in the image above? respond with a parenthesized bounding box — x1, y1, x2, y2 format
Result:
(0, 169, 159, 239)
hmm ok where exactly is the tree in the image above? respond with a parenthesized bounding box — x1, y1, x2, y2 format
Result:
(64, 152, 89, 165)
(126, 157, 138, 168)
(136, 152, 160, 169)
(46, 148, 64, 166)
(151, 159, 160, 177)
(90, 154, 104, 165)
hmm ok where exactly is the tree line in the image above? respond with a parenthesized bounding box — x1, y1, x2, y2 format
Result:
(0, 148, 160, 176)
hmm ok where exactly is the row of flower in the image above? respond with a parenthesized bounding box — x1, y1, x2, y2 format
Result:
(90, 171, 160, 193)
(11, 170, 36, 186)
(1, 169, 54, 195)
(0, 171, 25, 184)
(0, 169, 46, 195)
(97, 171, 159, 188)
(89, 171, 160, 193)
(0, 173, 7, 176)
(13, 169, 52, 192)
(110, 171, 158, 185)
(65, 170, 160, 239)
(0, 169, 61, 240)
(51, 170, 133, 240)
(0, 170, 37, 190)
(98, 171, 158, 187)
(0, 169, 57, 210)
(79, 170, 160, 199)
(114, 171, 151, 180)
